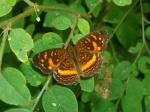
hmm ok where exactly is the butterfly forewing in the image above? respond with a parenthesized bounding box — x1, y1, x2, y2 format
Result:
(75, 31, 108, 52)
(53, 58, 79, 85)
(32, 49, 68, 74)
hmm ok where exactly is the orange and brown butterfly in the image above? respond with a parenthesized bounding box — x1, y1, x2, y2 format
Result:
(32, 30, 108, 85)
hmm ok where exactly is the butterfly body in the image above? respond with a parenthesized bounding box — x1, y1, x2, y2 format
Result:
(32, 31, 108, 85)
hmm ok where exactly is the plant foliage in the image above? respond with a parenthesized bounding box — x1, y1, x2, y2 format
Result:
(0, 0, 150, 112)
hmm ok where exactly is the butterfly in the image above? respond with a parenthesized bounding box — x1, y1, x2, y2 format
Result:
(32, 31, 108, 85)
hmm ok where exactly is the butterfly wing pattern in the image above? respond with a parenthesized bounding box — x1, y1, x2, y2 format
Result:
(32, 30, 108, 85)
(32, 49, 68, 74)
(75, 31, 108, 78)
(76, 52, 102, 77)
(53, 57, 80, 85)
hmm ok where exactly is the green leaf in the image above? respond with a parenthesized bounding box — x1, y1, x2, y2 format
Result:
(113, 61, 133, 81)
(0, 67, 31, 106)
(130, 65, 139, 77)
(142, 77, 150, 95)
(144, 96, 150, 112)
(145, 26, 150, 40)
(77, 18, 90, 35)
(70, 4, 86, 14)
(143, 2, 150, 13)
(128, 42, 143, 53)
(112, 0, 132, 6)
(0, 0, 16, 17)
(78, 101, 85, 112)
(32, 32, 64, 53)
(138, 56, 150, 75)
(126, 78, 144, 101)
(72, 34, 84, 44)
(0, 35, 11, 53)
(42, 85, 78, 112)
(52, 16, 71, 30)
(79, 77, 94, 92)
(103, 51, 112, 62)
(43, 0, 57, 6)
(13, 19, 25, 28)
(85, 0, 102, 17)
(101, 26, 114, 37)
(81, 92, 99, 103)
(43, 0, 57, 5)
(121, 95, 142, 112)
(4, 108, 31, 112)
(0, 8, 12, 22)
(103, 4, 124, 23)
(116, 18, 140, 49)
(109, 78, 124, 100)
(44, 10, 74, 28)
(19, 60, 46, 87)
(92, 99, 116, 112)
(25, 24, 35, 36)
(9, 28, 34, 63)
(33, 33, 43, 42)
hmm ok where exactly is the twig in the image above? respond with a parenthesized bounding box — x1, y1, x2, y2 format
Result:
(31, 75, 52, 111)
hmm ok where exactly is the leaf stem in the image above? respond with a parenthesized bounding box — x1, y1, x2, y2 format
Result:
(114, 0, 139, 108)
(0, 8, 34, 28)
(31, 75, 52, 111)
(87, 0, 101, 16)
(108, 0, 139, 65)
(0, 28, 9, 73)
(116, 77, 129, 108)
(108, 0, 139, 41)
(144, 18, 150, 24)
(110, 41, 119, 64)
(140, 0, 150, 56)
(23, 0, 34, 6)
(0, 5, 90, 29)
(133, 0, 150, 66)
(133, 44, 144, 66)
(64, 17, 78, 49)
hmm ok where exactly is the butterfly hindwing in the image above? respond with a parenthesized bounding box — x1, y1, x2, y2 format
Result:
(53, 57, 79, 85)
(77, 52, 102, 77)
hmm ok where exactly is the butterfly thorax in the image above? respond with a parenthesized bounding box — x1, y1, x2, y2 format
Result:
(67, 45, 82, 76)
(67, 45, 77, 58)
